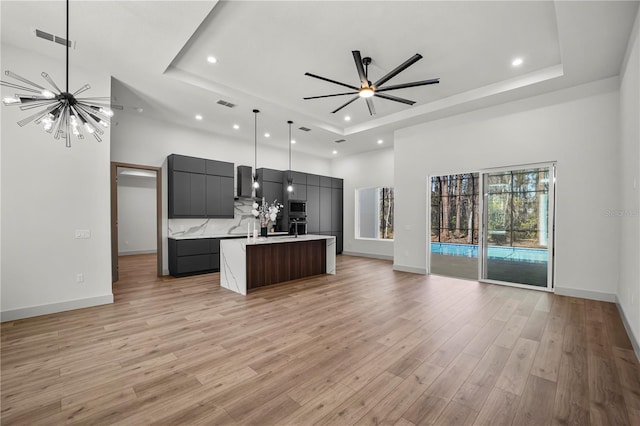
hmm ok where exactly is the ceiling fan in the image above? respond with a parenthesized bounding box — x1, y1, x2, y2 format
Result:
(304, 50, 439, 116)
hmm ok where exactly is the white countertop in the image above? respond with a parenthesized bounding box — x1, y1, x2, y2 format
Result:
(243, 234, 335, 246)
(170, 232, 288, 240)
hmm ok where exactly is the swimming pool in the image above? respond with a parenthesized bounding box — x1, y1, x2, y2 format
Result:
(430, 243, 548, 263)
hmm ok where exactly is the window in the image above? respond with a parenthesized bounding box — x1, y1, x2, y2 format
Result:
(356, 187, 394, 240)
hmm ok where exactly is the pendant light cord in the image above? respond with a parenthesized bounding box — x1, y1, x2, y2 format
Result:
(66, 0, 69, 93)
(287, 121, 293, 180)
(253, 109, 259, 174)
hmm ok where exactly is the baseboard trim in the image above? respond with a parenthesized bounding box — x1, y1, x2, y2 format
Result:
(118, 250, 157, 256)
(553, 287, 616, 303)
(616, 295, 640, 363)
(1, 294, 114, 322)
(393, 264, 427, 274)
(342, 251, 393, 261)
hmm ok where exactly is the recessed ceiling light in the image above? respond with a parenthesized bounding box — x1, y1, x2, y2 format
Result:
(195, 114, 203, 120)
(332, 150, 338, 155)
(264, 133, 270, 138)
(233, 124, 239, 130)
(512, 57, 523, 67)
(207, 56, 217, 64)
(377, 139, 383, 144)
(344, 116, 351, 122)
(291, 139, 296, 144)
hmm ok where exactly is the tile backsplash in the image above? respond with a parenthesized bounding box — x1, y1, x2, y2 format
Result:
(168, 199, 259, 238)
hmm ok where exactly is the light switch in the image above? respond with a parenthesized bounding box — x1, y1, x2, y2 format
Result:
(75, 229, 91, 239)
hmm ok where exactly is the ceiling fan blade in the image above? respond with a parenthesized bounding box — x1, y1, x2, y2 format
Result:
(373, 54, 423, 88)
(304, 92, 358, 100)
(304, 72, 359, 91)
(366, 97, 376, 116)
(376, 78, 440, 93)
(331, 95, 359, 114)
(374, 92, 416, 105)
(352, 50, 368, 88)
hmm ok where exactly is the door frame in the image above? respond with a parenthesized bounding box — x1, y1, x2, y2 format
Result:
(110, 161, 162, 282)
(426, 162, 557, 292)
(479, 162, 556, 291)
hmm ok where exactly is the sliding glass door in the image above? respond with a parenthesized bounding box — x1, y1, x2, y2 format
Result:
(429, 173, 480, 280)
(480, 164, 555, 289)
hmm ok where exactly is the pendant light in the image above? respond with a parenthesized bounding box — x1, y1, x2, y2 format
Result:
(286, 120, 294, 193)
(1, 0, 113, 147)
(252, 109, 260, 189)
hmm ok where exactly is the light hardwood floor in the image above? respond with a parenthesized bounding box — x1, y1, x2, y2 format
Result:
(2, 254, 639, 425)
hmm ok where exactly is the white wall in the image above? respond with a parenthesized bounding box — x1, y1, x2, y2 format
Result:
(332, 148, 394, 259)
(117, 174, 157, 255)
(618, 7, 640, 352)
(1, 45, 113, 320)
(110, 89, 332, 274)
(394, 78, 621, 300)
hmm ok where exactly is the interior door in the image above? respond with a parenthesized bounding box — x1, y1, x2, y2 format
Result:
(480, 164, 555, 289)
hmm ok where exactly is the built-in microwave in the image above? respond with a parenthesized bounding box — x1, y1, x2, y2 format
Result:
(289, 200, 306, 214)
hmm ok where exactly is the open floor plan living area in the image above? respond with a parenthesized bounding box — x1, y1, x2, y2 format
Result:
(2, 1, 640, 425)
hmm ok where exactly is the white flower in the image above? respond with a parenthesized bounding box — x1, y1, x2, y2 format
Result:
(251, 209, 259, 217)
(270, 213, 277, 221)
(252, 202, 259, 209)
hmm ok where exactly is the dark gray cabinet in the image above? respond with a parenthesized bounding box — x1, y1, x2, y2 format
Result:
(257, 168, 284, 203)
(171, 171, 191, 217)
(281, 171, 342, 253)
(320, 176, 333, 188)
(288, 184, 306, 201)
(168, 154, 234, 218)
(319, 186, 332, 233)
(262, 181, 283, 205)
(206, 175, 234, 217)
(169, 171, 206, 217)
(172, 155, 205, 174)
(306, 184, 320, 233)
(190, 173, 206, 216)
(331, 188, 343, 232)
(306, 174, 320, 186)
(168, 237, 221, 276)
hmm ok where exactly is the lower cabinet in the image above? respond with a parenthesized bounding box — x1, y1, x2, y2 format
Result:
(169, 238, 221, 276)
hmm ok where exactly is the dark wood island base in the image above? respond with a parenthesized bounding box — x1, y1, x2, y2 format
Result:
(246, 239, 326, 291)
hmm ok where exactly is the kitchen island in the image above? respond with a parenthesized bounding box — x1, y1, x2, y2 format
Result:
(220, 235, 336, 295)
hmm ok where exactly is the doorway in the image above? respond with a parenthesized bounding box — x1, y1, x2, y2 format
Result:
(110, 162, 162, 282)
(480, 164, 555, 289)
(428, 163, 556, 291)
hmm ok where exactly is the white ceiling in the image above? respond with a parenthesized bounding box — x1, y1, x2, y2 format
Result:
(1, 1, 638, 159)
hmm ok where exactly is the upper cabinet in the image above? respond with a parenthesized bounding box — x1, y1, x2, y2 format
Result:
(256, 168, 284, 204)
(168, 154, 234, 219)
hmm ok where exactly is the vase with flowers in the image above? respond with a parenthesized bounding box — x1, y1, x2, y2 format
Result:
(252, 197, 283, 237)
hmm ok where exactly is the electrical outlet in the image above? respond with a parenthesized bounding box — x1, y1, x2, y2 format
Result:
(76, 273, 84, 283)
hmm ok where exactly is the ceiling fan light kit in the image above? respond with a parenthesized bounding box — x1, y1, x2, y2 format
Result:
(304, 50, 439, 116)
(0, 0, 112, 147)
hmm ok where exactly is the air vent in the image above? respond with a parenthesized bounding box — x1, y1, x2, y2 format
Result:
(35, 29, 72, 47)
(298, 126, 311, 132)
(334, 139, 346, 144)
(216, 100, 236, 108)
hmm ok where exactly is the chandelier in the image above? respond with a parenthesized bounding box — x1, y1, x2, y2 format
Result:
(1, 0, 113, 147)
